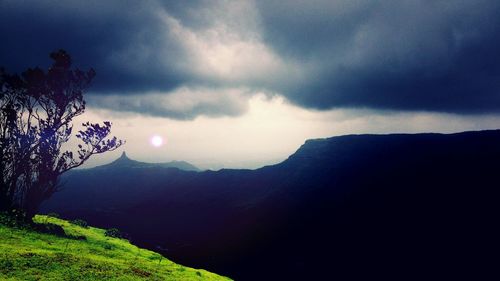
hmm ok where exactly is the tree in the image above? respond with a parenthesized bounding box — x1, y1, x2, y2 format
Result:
(0, 50, 124, 219)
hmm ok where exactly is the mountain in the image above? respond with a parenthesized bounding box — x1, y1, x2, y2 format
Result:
(96, 152, 200, 171)
(0, 214, 231, 280)
(42, 130, 500, 280)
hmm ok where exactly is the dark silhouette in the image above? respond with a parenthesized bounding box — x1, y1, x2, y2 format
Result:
(43, 130, 500, 280)
(100, 151, 200, 171)
(0, 50, 123, 219)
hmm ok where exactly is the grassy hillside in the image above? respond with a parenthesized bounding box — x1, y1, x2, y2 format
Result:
(0, 215, 231, 281)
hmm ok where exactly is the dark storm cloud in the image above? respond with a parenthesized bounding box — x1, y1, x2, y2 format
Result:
(0, 0, 186, 93)
(2, 0, 500, 117)
(86, 88, 250, 120)
(256, 0, 500, 113)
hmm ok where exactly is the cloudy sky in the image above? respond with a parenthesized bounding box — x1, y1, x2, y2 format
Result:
(2, 0, 500, 169)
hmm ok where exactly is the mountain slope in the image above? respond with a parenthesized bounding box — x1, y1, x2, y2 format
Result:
(0, 215, 231, 280)
(43, 130, 500, 280)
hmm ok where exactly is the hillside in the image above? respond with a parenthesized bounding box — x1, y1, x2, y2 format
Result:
(0, 215, 231, 281)
(42, 130, 500, 280)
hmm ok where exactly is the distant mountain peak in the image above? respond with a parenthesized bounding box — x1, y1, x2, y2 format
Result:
(97, 152, 200, 172)
(108, 151, 137, 167)
(119, 151, 129, 160)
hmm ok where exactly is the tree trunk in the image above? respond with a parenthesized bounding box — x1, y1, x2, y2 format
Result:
(23, 187, 44, 221)
(23, 179, 58, 221)
(24, 203, 39, 222)
(0, 191, 10, 212)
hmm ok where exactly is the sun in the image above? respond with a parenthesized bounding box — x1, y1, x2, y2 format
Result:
(151, 135, 163, 147)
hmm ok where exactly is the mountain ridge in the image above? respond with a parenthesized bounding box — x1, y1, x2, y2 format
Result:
(92, 151, 200, 171)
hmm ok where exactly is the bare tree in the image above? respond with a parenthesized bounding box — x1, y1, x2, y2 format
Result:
(0, 50, 124, 219)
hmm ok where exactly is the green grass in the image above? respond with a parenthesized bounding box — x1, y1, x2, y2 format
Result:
(0, 215, 232, 281)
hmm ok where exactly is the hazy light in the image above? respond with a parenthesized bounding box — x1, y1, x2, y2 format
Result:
(151, 135, 163, 147)
(72, 94, 500, 170)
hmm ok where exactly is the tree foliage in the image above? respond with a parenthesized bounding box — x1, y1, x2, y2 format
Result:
(0, 50, 124, 218)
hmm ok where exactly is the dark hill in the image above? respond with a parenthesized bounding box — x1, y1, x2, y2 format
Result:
(42, 130, 500, 280)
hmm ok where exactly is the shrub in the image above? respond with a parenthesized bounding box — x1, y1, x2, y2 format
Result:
(104, 228, 122, 238)
(0, 210, 29, 228)
(71, 219, 89, 228)
(32, 223, 66, 237)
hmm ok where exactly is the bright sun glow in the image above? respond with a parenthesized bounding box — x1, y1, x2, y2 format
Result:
(151, 135, 163, 147)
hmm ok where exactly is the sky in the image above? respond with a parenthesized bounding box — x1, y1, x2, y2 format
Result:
(1, 0, 500, 169)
